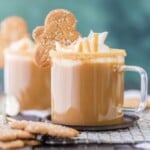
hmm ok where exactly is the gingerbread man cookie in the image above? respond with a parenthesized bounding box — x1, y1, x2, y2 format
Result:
(33, 9, 81, 68)
(1, 16, 29, 42)
(0, 16, 29, 68)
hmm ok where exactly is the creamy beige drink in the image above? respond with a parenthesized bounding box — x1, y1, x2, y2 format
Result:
(4, 39, 51, 111)
(50, 32, 126, 126)
(51, 58, 124, 126)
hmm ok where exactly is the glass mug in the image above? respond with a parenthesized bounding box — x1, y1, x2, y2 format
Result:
(50, 50, 148, 126)
(4, 51, 51, 111)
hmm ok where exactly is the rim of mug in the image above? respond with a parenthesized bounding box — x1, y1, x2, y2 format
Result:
(50, 49, 126, 60)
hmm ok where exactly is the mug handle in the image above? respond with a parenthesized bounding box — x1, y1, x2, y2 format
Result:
(119, 65, 148, 113)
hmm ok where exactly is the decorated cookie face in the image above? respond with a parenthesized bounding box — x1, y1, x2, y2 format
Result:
(32, 9, 81, 68)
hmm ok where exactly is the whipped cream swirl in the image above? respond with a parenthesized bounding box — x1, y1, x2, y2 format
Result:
(56, 31, 110, 53)
(6, 38, 34, 53)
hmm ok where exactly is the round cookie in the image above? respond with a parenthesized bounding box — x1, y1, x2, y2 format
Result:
(0, 126, 34, 141)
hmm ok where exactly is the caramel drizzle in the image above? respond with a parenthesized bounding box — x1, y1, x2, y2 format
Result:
(75, 33, 107, 53)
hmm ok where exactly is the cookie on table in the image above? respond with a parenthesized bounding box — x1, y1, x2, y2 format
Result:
(23, 139, 41, 146)
(0, 125, 34, 141)
(8, 120, 28, 130)
(124, 98, 150, 108)
(0, 139, 40, 149)
(9, 120, 79, 138)
(0, 140, 24, 149)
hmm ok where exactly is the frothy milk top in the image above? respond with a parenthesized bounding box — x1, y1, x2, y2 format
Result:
(5, 38, 34, 56)
(50, 31, 126, 61)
